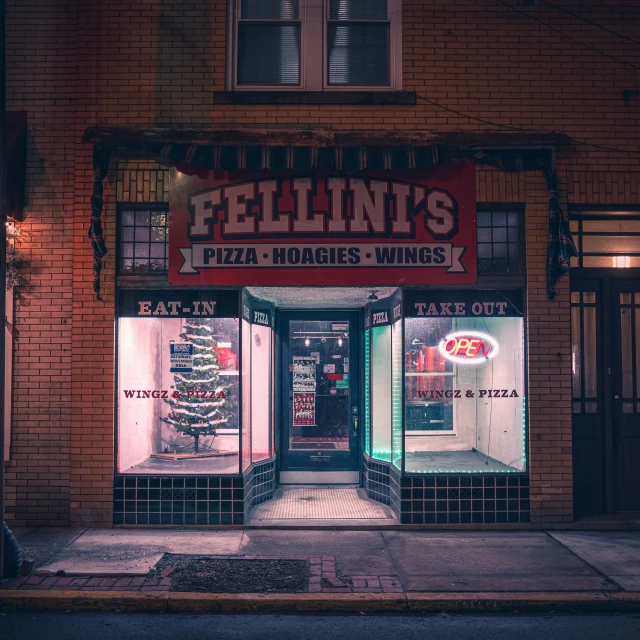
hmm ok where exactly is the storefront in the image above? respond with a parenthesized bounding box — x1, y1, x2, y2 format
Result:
(111, 158, 530, 525)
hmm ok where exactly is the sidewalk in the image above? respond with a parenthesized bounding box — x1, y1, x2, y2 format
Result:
(1, 527, 640, 613)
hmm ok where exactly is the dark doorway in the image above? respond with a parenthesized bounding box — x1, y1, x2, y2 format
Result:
(572, 272, 640, 517)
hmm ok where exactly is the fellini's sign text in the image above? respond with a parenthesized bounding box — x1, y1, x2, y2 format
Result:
(169, 165, 477, 286)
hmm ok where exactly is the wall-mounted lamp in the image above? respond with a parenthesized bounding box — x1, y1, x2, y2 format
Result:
(304, 337, 311, 347)
(338, 337, 343, 347)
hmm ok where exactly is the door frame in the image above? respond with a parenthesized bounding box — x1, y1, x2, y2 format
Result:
(277, 309, 362, 474)
(571, 267, 640, 516)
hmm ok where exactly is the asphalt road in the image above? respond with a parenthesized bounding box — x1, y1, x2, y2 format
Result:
(1, 611, 639, 640)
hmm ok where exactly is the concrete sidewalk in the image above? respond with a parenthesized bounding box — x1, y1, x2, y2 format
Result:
(1, 527, 640, 613)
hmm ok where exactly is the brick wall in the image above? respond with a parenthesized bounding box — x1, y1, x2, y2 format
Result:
(5, 0, 640, 526)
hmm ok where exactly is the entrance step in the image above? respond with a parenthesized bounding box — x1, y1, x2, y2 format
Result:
(280, 471, 359, 485)
(248, 486, 396, 526)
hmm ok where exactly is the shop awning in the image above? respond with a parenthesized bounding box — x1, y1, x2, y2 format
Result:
(82, 126, 575, 301)
(5, 112, 27, 221)
(82, 126, 570, 172)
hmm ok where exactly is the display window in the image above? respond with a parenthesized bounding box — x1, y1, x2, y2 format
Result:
(117, 291, 241, 474)
(242, 295, 274, 467)
(403, 290, 526, 473)
(367, 292, 403, 467)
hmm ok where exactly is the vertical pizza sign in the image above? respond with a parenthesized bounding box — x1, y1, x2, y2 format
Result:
(169, 163, 476, 286)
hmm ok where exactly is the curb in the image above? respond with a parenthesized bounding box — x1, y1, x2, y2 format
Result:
(2, 590, 640, 614)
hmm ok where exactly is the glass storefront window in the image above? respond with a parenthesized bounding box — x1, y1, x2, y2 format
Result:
(371, 325, 392, 462)
(117, 314, 240, 474)
(403, 312, 525, 473)
(364, 328, 371, 456)
(241, 319, 252, 471)
(391, 318, 403, 470)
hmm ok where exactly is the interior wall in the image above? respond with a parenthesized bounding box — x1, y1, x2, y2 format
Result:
(118, 318, 163, 471)
(251, 323, 272, 462)
(474, 318, 525, 470)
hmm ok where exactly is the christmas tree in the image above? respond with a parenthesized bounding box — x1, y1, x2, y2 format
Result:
(161, 318, 231, 454)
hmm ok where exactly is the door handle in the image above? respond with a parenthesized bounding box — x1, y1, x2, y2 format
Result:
(353, 417, 359, 431)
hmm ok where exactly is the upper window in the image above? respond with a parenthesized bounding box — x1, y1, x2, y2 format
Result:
(119, 207, 168, 275)
(230, 0, 402, 90)
(477, 209, 524, 276)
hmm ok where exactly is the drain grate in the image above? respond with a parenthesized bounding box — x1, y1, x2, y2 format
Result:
(252, 487, 391, 520)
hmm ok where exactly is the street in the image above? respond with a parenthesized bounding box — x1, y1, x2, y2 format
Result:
(1, 611, 639, 640)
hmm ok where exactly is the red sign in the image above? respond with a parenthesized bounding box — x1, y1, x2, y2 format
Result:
(439, 331, 499, 364)
(169, 164, 476, 286)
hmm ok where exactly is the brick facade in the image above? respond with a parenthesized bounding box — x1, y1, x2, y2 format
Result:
(5, 0, 640, 526)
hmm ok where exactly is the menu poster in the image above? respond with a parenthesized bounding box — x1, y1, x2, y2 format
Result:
(293, 356, 317, 392)
(293, 392, 316, 426)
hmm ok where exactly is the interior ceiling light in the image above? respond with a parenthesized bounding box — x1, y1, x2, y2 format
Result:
(368, 290, 379, 301)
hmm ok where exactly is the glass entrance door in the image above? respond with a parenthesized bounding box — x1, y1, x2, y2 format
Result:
(611, 280, 640, 511)
(280, 311, 360, 472)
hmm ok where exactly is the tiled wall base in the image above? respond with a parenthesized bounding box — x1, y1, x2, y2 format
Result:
(113, 459, 276, 525)
(363, 454, 530, 524)
(243, 459, 277, 521)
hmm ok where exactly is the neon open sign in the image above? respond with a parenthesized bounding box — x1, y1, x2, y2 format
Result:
(439, 331, 499, 364)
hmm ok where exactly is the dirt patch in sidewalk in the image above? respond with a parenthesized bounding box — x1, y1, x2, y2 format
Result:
(152, 554, 309, 593)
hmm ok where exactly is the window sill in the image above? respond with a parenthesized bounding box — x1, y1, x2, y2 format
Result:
(214, 90, 416, 106)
